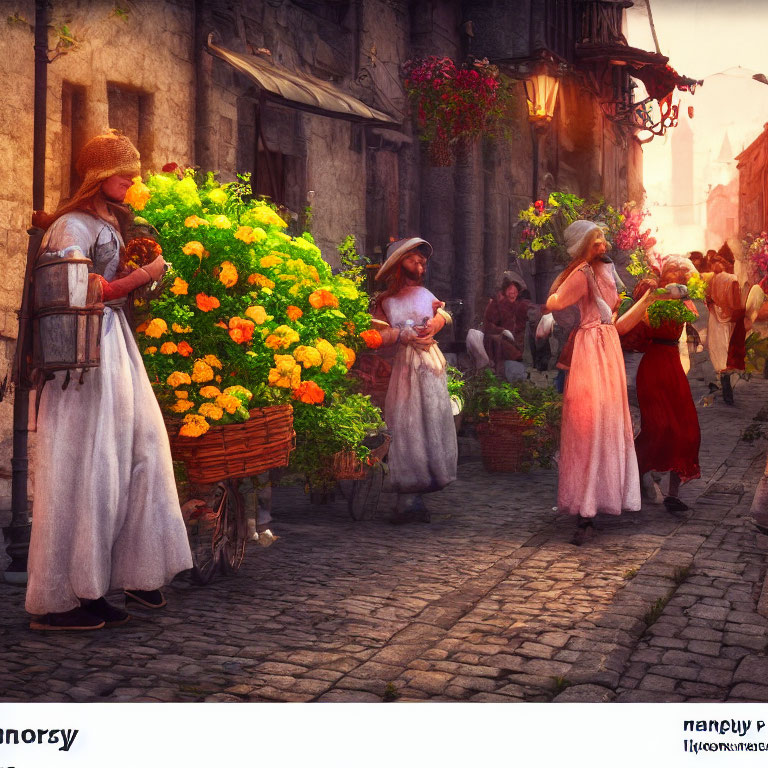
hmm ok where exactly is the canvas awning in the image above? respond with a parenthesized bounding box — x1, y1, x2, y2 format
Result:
(207, 37, 397, 126)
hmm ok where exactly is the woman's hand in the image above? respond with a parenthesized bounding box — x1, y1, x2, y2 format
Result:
(142, 254, 168, 283)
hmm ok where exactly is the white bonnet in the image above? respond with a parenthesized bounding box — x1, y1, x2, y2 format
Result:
(564, 220, 600, 258)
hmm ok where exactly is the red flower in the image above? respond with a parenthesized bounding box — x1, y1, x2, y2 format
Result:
(162, 162, 179, 172)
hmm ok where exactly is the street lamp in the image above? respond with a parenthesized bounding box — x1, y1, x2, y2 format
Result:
(524, 62, 560, 201)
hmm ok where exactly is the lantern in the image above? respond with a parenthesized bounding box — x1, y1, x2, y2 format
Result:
(524, 64, 560, 126)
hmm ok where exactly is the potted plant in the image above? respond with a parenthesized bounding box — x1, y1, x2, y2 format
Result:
(464, 369, 562, 472)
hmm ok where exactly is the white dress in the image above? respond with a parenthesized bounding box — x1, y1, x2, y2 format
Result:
(380, 286, 458, 494)
(25, 212, 192, 615)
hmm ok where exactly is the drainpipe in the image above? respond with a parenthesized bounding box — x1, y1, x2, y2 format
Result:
(4, 0, 47, 583)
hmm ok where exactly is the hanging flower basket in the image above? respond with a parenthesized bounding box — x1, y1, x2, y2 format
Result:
(167, 404, 295, 484)
(427, 137, 455, 167)
(476, 410, 532, 473)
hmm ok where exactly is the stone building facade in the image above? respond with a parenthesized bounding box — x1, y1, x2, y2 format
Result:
(0, 0, 647, 511)
(737, 123, 768, 240)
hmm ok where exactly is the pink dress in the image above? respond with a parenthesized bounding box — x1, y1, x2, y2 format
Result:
(549, 262, 640, 517)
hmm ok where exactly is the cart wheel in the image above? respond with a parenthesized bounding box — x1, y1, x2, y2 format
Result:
(347, 463, 385, 521)
(189, 485, 226, 585)
(220, 480, 248, 575)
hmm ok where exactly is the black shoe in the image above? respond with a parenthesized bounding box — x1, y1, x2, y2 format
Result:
(663, 496, 689, 513)
(571, 518, 594, 546)
(720, 374, 734, 405)
(80, 597, 131, 627)
(29, 606, 105, 631)
(124, 589, 166, 609)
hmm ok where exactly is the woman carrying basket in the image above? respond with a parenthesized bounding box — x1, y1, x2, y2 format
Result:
(25, 130, 192, 631)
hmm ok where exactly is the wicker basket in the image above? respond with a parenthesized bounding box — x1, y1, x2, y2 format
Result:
(331, 433, 391, 480)
(476, 410, 532, 473)
(167, 404, 295, 484)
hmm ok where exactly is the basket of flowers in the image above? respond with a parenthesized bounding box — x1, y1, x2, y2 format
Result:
(124, 169, 381, 486)
(465, 369, 561, 472)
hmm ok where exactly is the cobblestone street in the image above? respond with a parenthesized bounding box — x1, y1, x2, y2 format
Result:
(1, 377, 768, 703)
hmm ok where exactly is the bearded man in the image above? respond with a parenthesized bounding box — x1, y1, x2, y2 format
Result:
(372, 237, 457, 524)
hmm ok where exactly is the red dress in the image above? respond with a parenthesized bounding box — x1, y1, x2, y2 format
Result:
(630, 319, 701, 482)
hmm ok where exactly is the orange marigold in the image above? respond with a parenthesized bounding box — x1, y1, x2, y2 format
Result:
(177, 341, 193, 357)
(308, 289, 339, 309)
(196, 293, 220, 312)
(228, 316, 255, 344)
(360, 329, 383, 349)
(191, 359, 214, 383)
(179, 414, 210, 438)
(170, 277, 188, 295)
(292, 380, 325, 404)
(124, 178, 151, 210)
(160, 341, 178, 355)
(247, 273, 275, 289)
(144, 318, 168, 338)
(182, 241, 206, 258)
(219, 260, 238, 288)
(286, 305, 303, 321)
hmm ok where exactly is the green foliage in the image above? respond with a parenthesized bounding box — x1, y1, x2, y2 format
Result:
(643, 592, 673, 627)
(383, 683, 400, 702)
(111, 5, 130, 20)
(290, 390, 385, 486)
(337, 234, 371, 287)
(622, 568, 638, 580)
(446, 365, 466, 401)
(745, 331, 768, 376)
(646, 299, 697, 328)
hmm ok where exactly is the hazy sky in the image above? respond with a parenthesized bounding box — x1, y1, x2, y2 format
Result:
(626, 0, 768, 252)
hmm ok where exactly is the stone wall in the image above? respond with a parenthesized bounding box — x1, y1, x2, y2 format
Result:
(0, 0, 196, 510)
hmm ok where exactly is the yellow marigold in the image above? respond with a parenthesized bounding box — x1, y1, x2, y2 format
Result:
(182, 241, 206, 258)
(315, 338, 338, 373)
(274, 232, 291, 242)
(191, 359, 214, 383)
(247, 273, 275, 289)
(294, 345, 323, 369)
(170, 277, 188, 295)
(172, 323, 193, 333)
(166, 371, 191, 387)
(171, 399, 195, 413)
(210, 214, 231, 229)
(184, 215, 209, 228)
(307, 265, 320, 282)
(259, 254, 283, 269)
(144, 346, 157, 355)
(215, 393, 241, 414)
(264, 324, 301, 351)
(336, 343, 356, 369)
(179, 413, 210, 438)
(174, 390, 189, 400)
(160, 342, 178, 355)
(124, 177, 151, 210)
(268, 354, 301, 389)
(207, 188, 228, 205)
(204, 354, 222, 369)
(286, 305, 303, 321)
(223, 385, 253, 401)
(198, 402, 224, 421)
(218, 260, 238, 288)
(252, 206, 287, 228)
(277, 274, 298, 282)
(145, 318, 168, 338)
(199, 386, 222, 399)
(244, 305, 267, 325)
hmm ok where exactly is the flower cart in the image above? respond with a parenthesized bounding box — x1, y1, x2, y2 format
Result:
(126, 169, 384, 559)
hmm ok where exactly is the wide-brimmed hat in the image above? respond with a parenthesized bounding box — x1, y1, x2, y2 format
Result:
(501, 271, 526, 292)
(375, 237, 433, 281)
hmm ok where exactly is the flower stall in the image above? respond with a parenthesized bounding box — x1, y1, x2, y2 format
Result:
(124, 169, 384, 489)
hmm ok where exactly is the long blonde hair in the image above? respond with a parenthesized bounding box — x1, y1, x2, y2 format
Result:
(549, 227, 605, 295)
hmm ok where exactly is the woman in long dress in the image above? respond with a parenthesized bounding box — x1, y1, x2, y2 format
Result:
(623, 256, 701, 512)
(25, 130, 192, 630)
(545, 220, 653, 544)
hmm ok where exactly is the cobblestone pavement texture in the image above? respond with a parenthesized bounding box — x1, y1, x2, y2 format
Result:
(1, 376, 768, 703)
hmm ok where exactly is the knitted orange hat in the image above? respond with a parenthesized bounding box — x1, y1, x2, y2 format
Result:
(76, 129, 141, 188)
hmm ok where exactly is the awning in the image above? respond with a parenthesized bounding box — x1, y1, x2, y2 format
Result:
(207, 37, 398, 126)
(576, 43, 701, 100)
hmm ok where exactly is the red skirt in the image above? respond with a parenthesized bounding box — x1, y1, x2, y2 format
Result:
(635, 338, 701, 482)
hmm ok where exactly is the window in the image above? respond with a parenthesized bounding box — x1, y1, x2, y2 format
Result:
(61, 82, 87, 197)
(107, 83, 153, 166)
